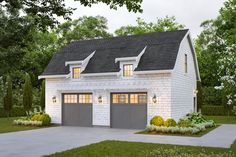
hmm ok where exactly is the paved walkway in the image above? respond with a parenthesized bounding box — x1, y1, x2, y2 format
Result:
(0, 124, 236, 157)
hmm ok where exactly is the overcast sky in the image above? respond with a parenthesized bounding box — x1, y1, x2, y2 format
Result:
(65, 0, 226, 38)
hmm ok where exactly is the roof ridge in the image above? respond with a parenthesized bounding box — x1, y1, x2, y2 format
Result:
(70, 29, 189, 44)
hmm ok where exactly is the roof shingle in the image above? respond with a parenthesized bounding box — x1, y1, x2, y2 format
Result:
(42, 29, 188, 75)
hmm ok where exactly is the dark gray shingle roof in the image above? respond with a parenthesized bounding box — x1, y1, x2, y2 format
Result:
(42, 29, 188, 75)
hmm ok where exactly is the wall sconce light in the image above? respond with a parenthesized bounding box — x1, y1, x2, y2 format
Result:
(52, 96, 56, 103)
(194, 89, 198, 94)
(152, 94, 157, 104)
(98, 96, 102, 103)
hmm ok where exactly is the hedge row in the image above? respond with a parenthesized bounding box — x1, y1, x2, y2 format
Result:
(201, 105, 229, 116)
(0, 107, 26, 118)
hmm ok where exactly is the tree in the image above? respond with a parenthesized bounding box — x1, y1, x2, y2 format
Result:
(23, 73, 32, 114)
(1, 0, 142, 31)
(115, 16, 185, 36)
(195, 0, 236, 108)
(40, 80, 45, 110)
(3, 76, 13, 118)
(56, 16, 112, 46)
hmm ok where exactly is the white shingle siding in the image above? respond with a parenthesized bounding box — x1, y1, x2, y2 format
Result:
(171, 34, 197, 120)
(45, 73, 172, 125)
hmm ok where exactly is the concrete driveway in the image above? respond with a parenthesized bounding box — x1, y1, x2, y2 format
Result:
(0, 125, 236, 157)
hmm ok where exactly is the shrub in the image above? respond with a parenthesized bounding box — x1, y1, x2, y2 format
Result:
(186, 112, 207, 124)
(164, 118, 177, 127)
(145, 125, 201, 135)
(202, 105, 228, 116)
(31, 113, 51, 126)
(178, 118, 192, 127)
(13, 119, 42, 126)
(150, 116, 164, 126)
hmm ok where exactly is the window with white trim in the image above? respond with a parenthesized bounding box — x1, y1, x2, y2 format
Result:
(123, 64, 133, 77)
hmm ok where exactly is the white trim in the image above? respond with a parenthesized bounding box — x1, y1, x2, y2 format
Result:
(115, 46, 147, 64)
(115, 56, 136, 63)
(133, 70, 172, 74)
(81, 72, 119, 77)
(136, 46, 147, 66)
(65, 61, 83, 66)
(187, 33, 201, 81)
(38, 74, 69, 79)
(65, 51, 96, 66)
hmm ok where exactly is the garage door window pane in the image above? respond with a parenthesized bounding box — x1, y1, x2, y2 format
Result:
(112, 94, 128, 104)
(138, 94, 147, 104)
(79, 94, 92, 103)
(64, 94, 78, 103)
(130, 94, 147, 104)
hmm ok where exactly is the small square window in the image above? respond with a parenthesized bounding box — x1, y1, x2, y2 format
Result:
(123, 64, 133, 77)
(73, 67, 80, 79)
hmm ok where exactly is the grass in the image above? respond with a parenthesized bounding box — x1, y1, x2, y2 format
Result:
(205, 116, 236, 124)
(136, 125, 219, 137)
(45, 140, 236, 157)
(0, 117, 52, 133)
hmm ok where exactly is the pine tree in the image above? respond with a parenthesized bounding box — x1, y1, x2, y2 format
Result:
(3, 76, 13, 118)
(40, 80, 45, 111)
(23, 73, 32, 114)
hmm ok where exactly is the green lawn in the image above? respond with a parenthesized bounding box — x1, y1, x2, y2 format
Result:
(137, 125, 219, 137)
(205, 116, 236, 124)
(45, 140, 236, 157)
(0, 117, 49, 133)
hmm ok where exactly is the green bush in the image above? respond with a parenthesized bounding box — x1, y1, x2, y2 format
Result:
(31, 113, 51, 126)
(186, 112, 207, 124)
(150, 116, 164, 126)
(0, 107, 26, 118)
(178, 118, 192, 127)
(164, 118, 177, 127)
(201, 105, 228, 116)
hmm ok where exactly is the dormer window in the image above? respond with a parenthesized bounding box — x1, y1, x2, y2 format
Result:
(123, 64, 133, 77)
(72, 67, 81, 79)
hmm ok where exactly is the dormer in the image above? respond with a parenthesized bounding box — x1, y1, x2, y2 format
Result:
(65, 51, 95, 79)
(115, 46, 147, 78)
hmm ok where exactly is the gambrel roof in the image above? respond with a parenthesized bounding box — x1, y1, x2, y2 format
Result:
(42, 29, 189, 76)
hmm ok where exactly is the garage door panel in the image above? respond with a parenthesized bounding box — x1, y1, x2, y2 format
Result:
(111, 105, 130, 129)
(130, 105, 147, 129)
(79, 104, 92, 127)
(111, 93, 147, 129)
(62, 104, 80, 126)
(62, 94, 92, 127)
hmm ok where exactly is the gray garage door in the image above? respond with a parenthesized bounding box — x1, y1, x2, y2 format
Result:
(111, 93, 147, 129)
(62, 93, 92, 127)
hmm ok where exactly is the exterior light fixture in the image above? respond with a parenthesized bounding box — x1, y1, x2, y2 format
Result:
(194, 89, 198, 94)
(152, 94, 157, 104)
(52, 96, 56, 103)
(98, 96, 102, 103)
